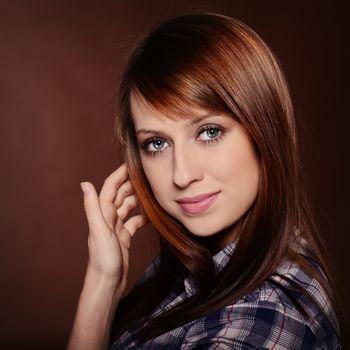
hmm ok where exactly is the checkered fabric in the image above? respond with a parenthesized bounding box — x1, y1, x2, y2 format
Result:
(110, 239, 340, 349)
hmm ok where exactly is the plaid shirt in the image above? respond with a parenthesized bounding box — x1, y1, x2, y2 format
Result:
(110, 239, 340, 349)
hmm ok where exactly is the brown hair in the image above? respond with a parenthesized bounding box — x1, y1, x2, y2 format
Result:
(111, 12, 343, 345)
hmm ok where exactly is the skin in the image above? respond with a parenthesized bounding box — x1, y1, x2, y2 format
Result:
(131, 91, 260, 250)
(67, 164, 148, 350)
(67, 91, 261, 349)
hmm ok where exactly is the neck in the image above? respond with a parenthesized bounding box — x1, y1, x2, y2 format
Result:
(192, 220, 241, 256)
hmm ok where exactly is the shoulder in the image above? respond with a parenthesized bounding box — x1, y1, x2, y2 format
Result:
(182, 258, 340, 350)
(182, 300, 315, 349)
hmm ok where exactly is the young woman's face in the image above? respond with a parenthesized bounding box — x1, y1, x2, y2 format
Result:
(131, 92, 260, 248)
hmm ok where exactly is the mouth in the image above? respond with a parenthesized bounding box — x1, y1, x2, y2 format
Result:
(175, 191, 220, 214)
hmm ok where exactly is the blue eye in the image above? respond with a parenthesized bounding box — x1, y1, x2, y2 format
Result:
(141, 138, 169, 155)
(150, 140, 166, 150)
(199, 125, 223, 142)
(198, 126, 222, 141)
(140, 123, 225, 157)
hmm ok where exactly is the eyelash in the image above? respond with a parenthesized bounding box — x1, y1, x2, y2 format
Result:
(140, 124, 225, 157)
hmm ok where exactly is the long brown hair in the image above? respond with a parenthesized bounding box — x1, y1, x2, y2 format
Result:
(111, 12, 343, 345)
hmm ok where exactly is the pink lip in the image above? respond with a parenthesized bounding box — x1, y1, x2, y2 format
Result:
(176, 191, 220, 214)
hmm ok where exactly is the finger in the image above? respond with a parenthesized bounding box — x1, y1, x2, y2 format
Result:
(80, 182, 107, 233)
(117, 228, 132, 250)
(115, 215, 124, 233)
(118, 215, 149, 249)
(116, 194, 138, 221)
(114, 180, 133, 208)
(115, 194, 141, 233)
(100, 163, 129, 203)
(124, 214, 149, 237)
(99, 164, 129, 227)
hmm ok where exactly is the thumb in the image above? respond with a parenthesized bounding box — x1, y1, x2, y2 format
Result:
(80, 182, 106, 233)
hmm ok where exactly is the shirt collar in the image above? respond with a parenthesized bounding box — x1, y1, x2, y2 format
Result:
(184, 239, 238, 297)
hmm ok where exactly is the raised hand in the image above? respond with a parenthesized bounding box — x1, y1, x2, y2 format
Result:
(80, 162, 149, 297)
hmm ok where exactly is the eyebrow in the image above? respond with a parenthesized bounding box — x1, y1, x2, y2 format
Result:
(136, 114, 225, 135)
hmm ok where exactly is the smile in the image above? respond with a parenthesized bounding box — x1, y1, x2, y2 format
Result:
(176, 191, 220, 214)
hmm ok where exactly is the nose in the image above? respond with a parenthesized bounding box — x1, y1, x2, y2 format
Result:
(172, 143, 203, 188)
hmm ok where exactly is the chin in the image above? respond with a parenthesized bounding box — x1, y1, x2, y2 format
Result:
(187, 216, 241, 242)
(184, 222, 224, 237)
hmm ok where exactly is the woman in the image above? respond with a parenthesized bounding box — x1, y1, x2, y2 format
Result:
(67, 12, 343, 349)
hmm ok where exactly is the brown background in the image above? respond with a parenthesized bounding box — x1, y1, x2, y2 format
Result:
(0, 1, 348, 349)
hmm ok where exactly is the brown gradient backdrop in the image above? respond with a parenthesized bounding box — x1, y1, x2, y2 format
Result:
(0, 1, 348, 349)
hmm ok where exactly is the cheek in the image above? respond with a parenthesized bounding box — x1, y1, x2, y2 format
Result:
(215, 138, 260, 202)
(231, 150, 260, 204)
(237, 160, 260, 204)
(141, 158, 169, 203)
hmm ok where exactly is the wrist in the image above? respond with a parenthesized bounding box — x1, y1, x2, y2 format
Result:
(85, 262, 121, 287)
(83, 267, 123, 306)
(67, 266, 121, 350)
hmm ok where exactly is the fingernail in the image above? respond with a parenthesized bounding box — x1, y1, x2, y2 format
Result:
(80, 182, 91, 193)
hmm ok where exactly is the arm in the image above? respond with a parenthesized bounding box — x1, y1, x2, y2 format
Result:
(67, 163, 148, 350)
(67, 267, 122, 350)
